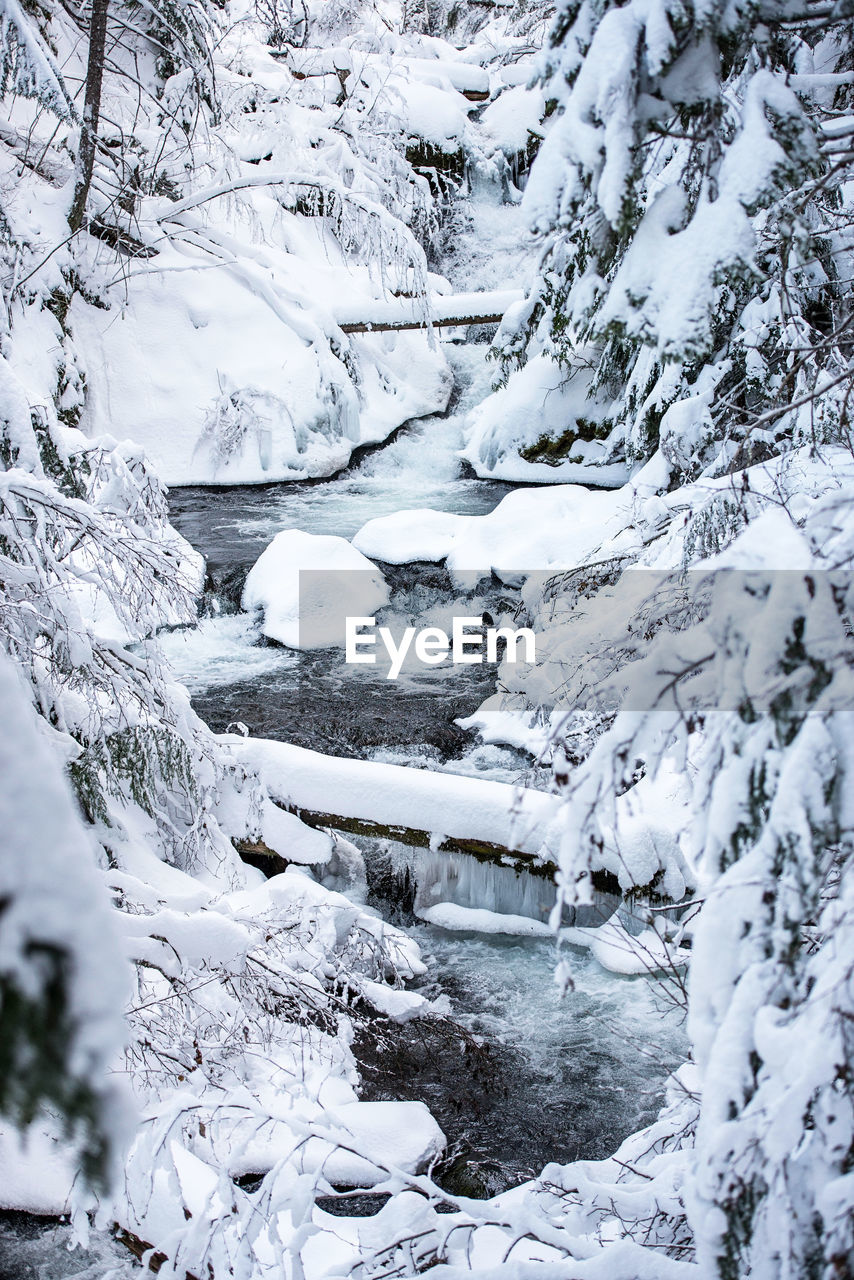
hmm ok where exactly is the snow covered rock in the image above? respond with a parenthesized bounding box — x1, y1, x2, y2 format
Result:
(304, 1100, 445, 1186)
(396, 80, 471, 155)
(352, 507, 462, 565)
(242, 529, 389, 647)
(356, 980, 446, 1022)
(480, 83, 545, 159)
(352, 483, 635, 581)
(417, 903, 553, 937)
(190, 1098, 445, 1188)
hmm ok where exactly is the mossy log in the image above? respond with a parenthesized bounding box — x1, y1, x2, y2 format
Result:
(272, 799, 622, 897)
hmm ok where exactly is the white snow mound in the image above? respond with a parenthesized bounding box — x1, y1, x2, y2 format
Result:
(242, 530, 389, 648)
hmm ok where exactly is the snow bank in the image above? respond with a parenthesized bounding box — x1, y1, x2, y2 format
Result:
(462, 354, 629, 486)
(220, 865, 427, 983)
(71, 244, 451, 487)
(242, 529, 389, 647)
(297, 1099, 445, 1185)
(400, 55, 490, 99)
(416, 905, 686, 977)
(0, 1125, 76, 1215)
(457, 696, 553, 758)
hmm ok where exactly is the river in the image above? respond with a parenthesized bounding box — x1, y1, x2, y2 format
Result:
(162, 339, 688, 1195)
(0, 215, 686, 1280)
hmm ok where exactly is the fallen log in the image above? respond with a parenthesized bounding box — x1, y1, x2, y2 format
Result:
(274, 799, 622, 897)
(335, 288, 523, 334)
(229, 739, 631, 902)
(340, 310, 507, 333)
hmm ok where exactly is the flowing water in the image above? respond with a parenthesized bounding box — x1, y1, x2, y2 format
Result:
(164, 347, 519, 756)
(400, 927, 683, 1177)
(164, 338, 688, 1191)
(168, 346, 512, 573)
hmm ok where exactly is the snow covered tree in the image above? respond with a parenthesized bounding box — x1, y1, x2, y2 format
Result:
(0, 0, 77, 240)
(0, 648, 130, 1191)
(489, 0, 854, 480)
(0, 0, 76, 122)
(541, 561, 854, 1278)
(0, 349, 224, 1191)
(444, 5, 854, 1271)
(65, 0, 219, 231)
(68, 0, 110, 233)
(0, 0, 219, 234)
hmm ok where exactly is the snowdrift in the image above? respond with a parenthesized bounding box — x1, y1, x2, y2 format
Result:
(71, 236, 452, 486)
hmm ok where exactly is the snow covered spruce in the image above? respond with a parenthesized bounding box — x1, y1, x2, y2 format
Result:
(1, 0, 854, 1277)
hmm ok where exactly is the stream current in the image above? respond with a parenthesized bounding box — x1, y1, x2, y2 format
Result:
(163, 341, 688, 1192)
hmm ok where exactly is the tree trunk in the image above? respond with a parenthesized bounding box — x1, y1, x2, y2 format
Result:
(68, 0, 109, 233)
(271, 799, 624, 896)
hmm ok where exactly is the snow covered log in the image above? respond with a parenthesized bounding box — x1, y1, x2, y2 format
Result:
(227, 737, 621, 895)
(336, 289, 524, 333)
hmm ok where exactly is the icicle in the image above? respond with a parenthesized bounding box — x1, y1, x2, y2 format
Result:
(412, 848, 556, 922)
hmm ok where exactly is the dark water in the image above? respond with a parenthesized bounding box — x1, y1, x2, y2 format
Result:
(159, 562, 515, 756)
(0, 1211, 136, 1279)
(357, 923, 684, 1192)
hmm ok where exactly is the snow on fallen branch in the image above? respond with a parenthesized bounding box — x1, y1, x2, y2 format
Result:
(232, 736, 560, 855)
(227, 736, 619, 896)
